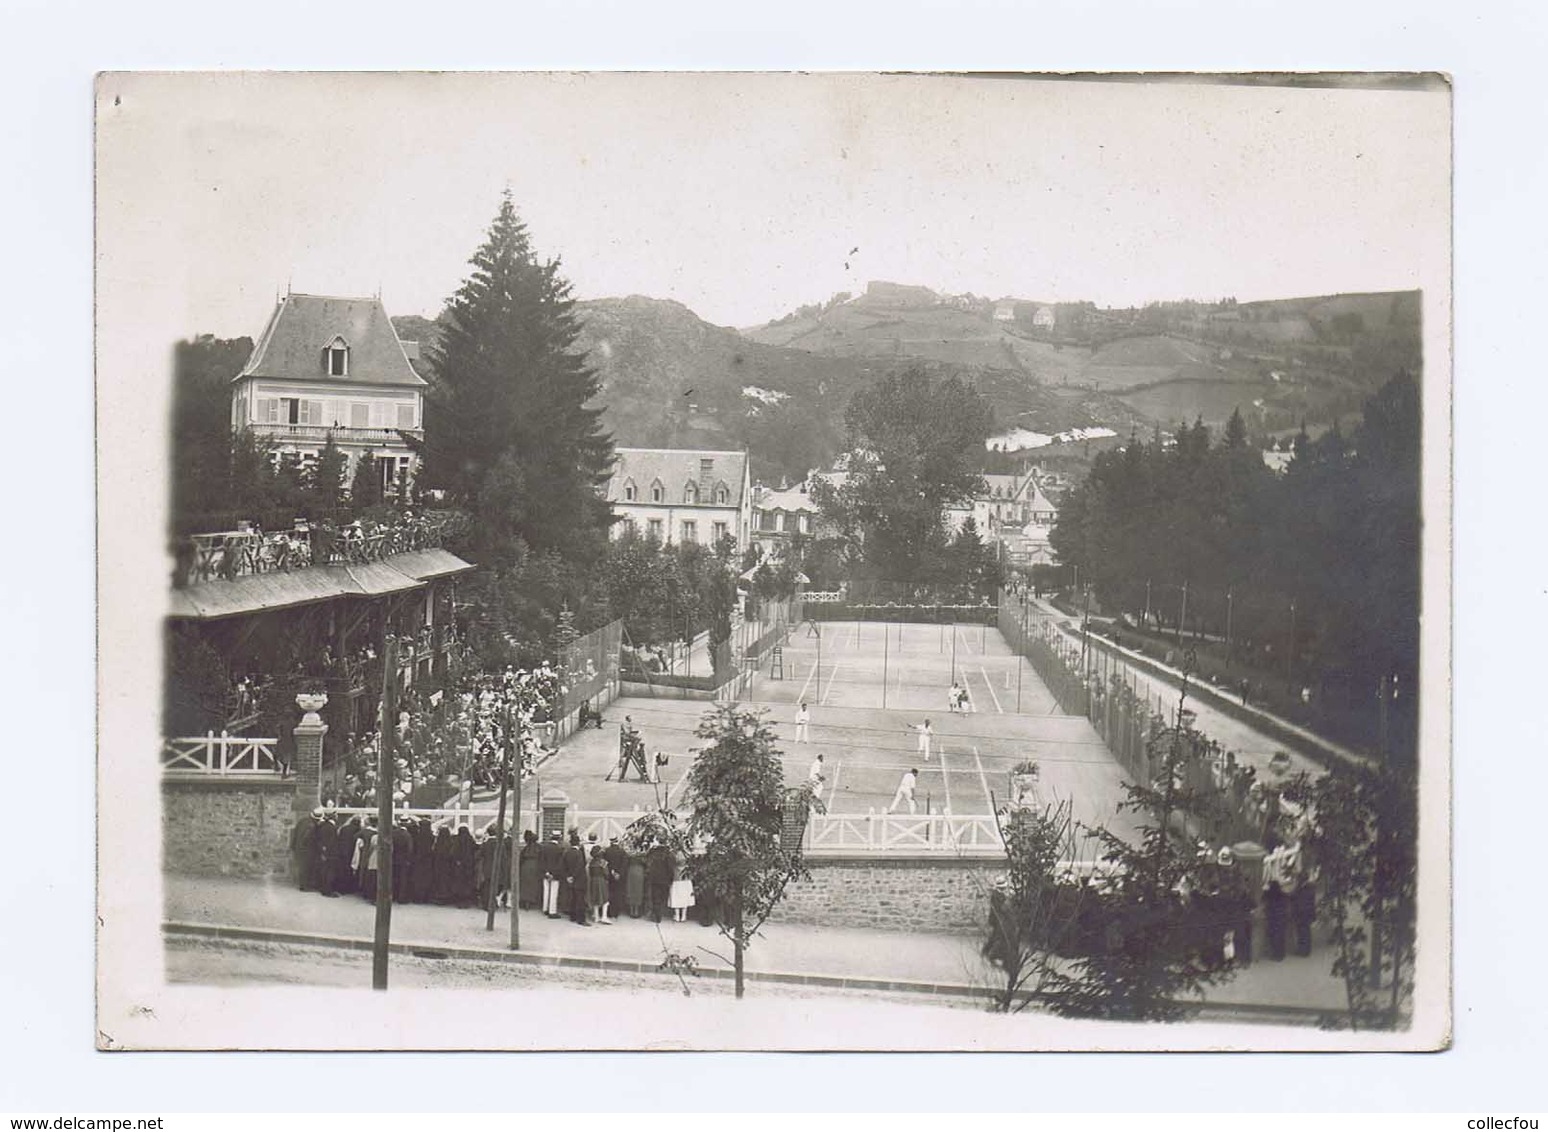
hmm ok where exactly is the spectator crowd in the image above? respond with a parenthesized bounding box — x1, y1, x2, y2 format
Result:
(290, 807, 713, 930)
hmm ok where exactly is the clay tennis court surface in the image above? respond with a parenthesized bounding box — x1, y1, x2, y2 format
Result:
(533, 620, 1144, 844)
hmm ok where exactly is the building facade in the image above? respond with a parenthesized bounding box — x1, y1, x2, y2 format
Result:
(606, 448, 752, 550)
(230, 292, 427, 499)
(750, 483, 819, 560)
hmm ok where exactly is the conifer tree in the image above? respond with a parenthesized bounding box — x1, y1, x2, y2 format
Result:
(308, 432, 347, 515)
(425, 192, 615, 565)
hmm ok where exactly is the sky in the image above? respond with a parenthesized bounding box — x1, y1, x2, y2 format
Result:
(97, 72, 1450, 340)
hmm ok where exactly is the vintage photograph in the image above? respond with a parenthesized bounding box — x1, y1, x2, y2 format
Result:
(95, 71, 1451, 1050)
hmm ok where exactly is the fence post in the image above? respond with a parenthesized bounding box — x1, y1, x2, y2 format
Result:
(291, 694, 329, 815)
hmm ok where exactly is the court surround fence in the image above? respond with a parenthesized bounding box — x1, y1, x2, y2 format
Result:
(998, 587, 1287, 847)
(553, 619, 623, 742)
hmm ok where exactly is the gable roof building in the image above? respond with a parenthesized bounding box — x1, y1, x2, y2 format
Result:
(606, 448, 752, 550)
(231, 292, 428, 500)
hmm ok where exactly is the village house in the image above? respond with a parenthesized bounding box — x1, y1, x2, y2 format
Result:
(606, 448, 752, 550)
(750, 483, 820, 561)
(230, 292, 426, 499)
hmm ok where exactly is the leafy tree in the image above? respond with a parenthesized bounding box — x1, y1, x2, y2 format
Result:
(349, 452, 383, 510)
(1282, 761, 1417, 1030)
(228, 427, 280, 518)
(170, 335, 251, 530)
(163, 627, 233, 735)
(683, 703, 817, 998)
(1043, 677, 1238, 1020)
(307, 432, 348, 514)
(816, 367, 994, 586)
(424, 191, 615, 566)
(980, 797, 1089, 1013)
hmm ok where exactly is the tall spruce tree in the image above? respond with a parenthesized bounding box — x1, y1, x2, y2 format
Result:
(425, 192, 615, 565)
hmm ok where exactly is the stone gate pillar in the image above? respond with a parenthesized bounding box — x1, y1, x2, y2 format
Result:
(292, 692, 329, 815)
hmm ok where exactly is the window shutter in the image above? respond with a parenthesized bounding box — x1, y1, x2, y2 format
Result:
(351, 403, 369, 429)
(396, 403, 415, 429)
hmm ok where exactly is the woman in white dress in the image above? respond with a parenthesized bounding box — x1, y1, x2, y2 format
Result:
(667, 850, 695, 922)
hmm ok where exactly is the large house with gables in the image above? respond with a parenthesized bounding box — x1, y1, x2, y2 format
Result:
(231, 292, 426, 499)
(606, 448, 752, 550)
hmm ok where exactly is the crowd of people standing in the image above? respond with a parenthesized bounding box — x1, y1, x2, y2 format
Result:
(290, 808, 709, 930)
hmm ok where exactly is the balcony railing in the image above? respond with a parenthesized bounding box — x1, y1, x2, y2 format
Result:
(173, 512, 468, 588)
(250, 423, 423, 445)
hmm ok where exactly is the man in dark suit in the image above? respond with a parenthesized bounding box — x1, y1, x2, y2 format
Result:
(645, 839, 675, 924)
(604, 835, 629, 924)
(538, 832, 563, 918)
(562, 829, 589, 925)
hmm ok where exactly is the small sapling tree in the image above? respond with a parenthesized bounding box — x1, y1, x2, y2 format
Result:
(683, 703, 817, 998)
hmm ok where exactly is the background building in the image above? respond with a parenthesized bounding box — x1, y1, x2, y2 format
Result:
(750, 483, 819, 560)
(606, 448, 752, 549)
(230, 292, 426, 499)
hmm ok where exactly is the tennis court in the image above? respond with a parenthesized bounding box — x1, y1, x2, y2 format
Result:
(534, 619, 1144, 845)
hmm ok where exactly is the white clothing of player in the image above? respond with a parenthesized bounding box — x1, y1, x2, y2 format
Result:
(913, 720, 933, 761)
(795, 704, 810, 743)
(888, 769, 919, 815)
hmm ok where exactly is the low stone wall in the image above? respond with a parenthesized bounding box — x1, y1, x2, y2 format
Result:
(772, 855, 1000, 934)
(163, 777, 298, 879)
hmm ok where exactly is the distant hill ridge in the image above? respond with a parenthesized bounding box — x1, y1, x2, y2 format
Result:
(389, 282, 1417, 481)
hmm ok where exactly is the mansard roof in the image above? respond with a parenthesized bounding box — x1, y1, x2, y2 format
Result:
(607, 448, 748, 508)
(237, 293, 426, 387)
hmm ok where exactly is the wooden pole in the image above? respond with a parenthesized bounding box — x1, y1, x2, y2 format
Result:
(485, 702, 512, 932)
(882, 615, 889, 710)
(372, 634, 398, 991)
(509, 715, 523, 950)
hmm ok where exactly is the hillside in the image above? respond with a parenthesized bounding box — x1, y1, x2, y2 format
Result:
(571, 296, 1138, 483)
(744, 282, 1423, 434)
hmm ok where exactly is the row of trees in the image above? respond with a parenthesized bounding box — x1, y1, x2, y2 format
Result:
(1049, 375, 1420, 759)
(171, 337, 409, 532)
(806, 366, 1004, 598)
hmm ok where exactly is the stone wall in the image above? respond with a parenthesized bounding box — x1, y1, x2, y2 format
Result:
(163, 778, 298, 879)
(772, 855, 1001, 934)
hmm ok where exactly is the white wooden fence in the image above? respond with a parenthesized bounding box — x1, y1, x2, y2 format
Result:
(162, 732, 281, 775)
(804, 812, 1007, 856)
(318, 803, 1010, 856)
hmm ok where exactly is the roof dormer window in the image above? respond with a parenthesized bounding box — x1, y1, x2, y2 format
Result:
(650, 479, 664, 503)
(714, 481, 730, 505)
(684, 482, 699, 504)
(324, 337, 349, 377)
(623, 478, 637, 502)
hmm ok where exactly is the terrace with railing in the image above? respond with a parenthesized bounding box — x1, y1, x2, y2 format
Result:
(172, 511, 469, 588)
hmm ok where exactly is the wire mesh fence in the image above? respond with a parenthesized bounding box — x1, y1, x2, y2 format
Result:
(558, 618, 623, 723)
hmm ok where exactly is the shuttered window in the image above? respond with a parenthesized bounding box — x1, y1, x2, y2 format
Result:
(350, 403, 369, 429)
(396, 403, 416, 429)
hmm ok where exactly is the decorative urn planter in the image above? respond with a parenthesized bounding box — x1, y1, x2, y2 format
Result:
(295, 692, 329, 726)
(1009, 762, 1041, 809)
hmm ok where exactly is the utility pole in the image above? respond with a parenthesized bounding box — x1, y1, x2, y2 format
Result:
(1177, 581, 1188, 645)
(486, 701, 513, 932)
(509, 713, 522, 950)
(882, 618, 889, 710)
(1016, 607, 1026, 713)
(815, 621, 821, 704)
(1144, 579, 1152, 631)
(1225, 589, 1234, 663)
(951, 618, 958, 683)
(372, 634, 398, 991)
(1285, 597, 1297, 687)
(1080, 586, 1092, 679)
